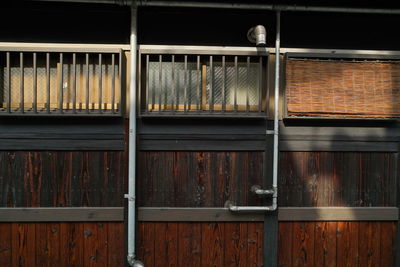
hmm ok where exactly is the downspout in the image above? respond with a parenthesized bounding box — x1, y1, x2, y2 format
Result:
(271, 10, 281, 212)
(228, 11, 280, 212)
(125, 1, 144, 267)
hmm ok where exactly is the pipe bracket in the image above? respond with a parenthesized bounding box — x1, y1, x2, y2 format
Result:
(124, 194, 136, 201)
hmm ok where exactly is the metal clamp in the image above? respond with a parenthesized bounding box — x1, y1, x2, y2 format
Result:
(124, 194, 136, 201)
(251, 185, 275, 195)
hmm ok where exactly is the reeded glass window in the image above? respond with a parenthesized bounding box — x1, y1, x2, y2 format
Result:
(142, 54, 268, 116)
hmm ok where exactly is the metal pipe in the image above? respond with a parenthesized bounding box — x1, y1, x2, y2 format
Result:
(271, 11, 280, 211)
(125, 2, 144, 267)
(33, 0, 400, 15)
(228, 11, 280, 213)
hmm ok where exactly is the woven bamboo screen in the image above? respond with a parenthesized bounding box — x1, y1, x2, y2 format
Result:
(286, 58, 400, 118)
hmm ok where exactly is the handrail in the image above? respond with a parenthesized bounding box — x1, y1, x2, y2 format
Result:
(0, 42, 128, 53)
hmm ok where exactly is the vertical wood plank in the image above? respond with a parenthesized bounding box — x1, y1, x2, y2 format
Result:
(224, 222, 248, 267)
(201, 222, 225, 267)
(292, 222, 315, 267)
(278, 222, 293, 267)
(178, 223, 201, 267)
(35, 223, 48, 266)
(165, 223, 178, 267)
(60, 222, 84, 267)
(336, 222, 359, 267)
(107, 222, 125, 267)
(247, 222, 263, 266)
(83, 222, 108, 267)
(47, 223, 61, 266)
(359, 222, 381, 267)
(154, 223, 167, 266)
(314, 222, 337, 267)
(137, 222, 155, 267)
(0, 223, 11, 265)
(380, 222, 395, 267)
(12, 223, 36, 267)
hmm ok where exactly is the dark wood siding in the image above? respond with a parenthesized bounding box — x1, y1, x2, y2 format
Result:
(138, 151, 397, 208)
(0, 222, 125, 266)
(0, 151, 126, 207)
(279, 152, 398, 207)
(278, 221, 397, 267)
(137, 151, 264, 207)
(138, 222, 264, 267)
(138, 221, 397, 267)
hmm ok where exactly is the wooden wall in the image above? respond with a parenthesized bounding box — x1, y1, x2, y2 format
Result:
(137, 151, 264, 207)
(278, 221, 397, 267)
(0, 222, 125, 267)
(0, 150, 127, 266)
(137, 221, 396, 267)
(138, 222, 264, 267)
(0, 151, 126, 207)
(279, 152, 398, 207)
(137, 151, 397, 208)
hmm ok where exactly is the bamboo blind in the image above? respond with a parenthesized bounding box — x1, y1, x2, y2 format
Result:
(286, 58, 400, 118)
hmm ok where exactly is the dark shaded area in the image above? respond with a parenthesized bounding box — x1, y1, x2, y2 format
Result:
(139, 6, 400, 50)
(0, 2, 399, 50)
(281, 12, 400, 50)
(0, 2, 130, 43)
(138, 7, 277, 47)
(0, 151, 126, 207)
(137, 151, 264, 207)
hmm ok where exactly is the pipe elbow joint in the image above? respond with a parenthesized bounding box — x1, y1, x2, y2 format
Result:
(127, 255, 145, 267)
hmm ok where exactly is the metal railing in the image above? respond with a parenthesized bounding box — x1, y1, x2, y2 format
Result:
(139, 46, 269, 117)
(0, 45, 123, 116)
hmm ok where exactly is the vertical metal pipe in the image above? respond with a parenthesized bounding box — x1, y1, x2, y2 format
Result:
(86, 53, 89, 113)
(272, 10, 281, 209)
(126, 2, 143, 267)
(184, 55, 187, 113)
(158, 55, 162, 112)
(99, 54, 103, 113)
(171, 55, 175, 112)
(20, 53, 24, 113)
(246, 56, 250, 113)
(111, 53, 115, 113)
(59, 53, 63, 113)
(222, 56, 226, 112)
(46, 53, 50, 114)
(234, 56, 238, 112)
(209, 55, 213, 112)
(6, 52, 10, 113)
(33, 53, 37, 113)
(196, 55, 200, 111)
(72, 53, 77, 113)
(258, 57, 262, 113)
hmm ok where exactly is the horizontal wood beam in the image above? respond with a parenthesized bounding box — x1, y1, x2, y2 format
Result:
(139, 207, 264, 222)
(0, 207, 124, 222)
(278, 207, 399, 221)
(279, 140, 398, 152)
(0, 139, 125, 150)
(1, 207, 397, 222)
(138, 207, 399, 222)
